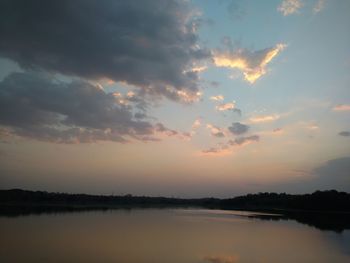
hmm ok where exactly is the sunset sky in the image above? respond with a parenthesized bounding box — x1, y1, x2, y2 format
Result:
(0, 0, 349, 197)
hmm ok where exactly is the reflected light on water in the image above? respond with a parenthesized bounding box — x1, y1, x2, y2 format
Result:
(0, 209, 349, 263)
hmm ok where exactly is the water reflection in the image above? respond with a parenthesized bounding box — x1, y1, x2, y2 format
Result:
(246, 212, 350, 233)
(0, 209, 349, 262)
(1, 206, 350, 233)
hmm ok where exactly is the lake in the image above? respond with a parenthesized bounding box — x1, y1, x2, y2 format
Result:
(0, 209, 349, 262)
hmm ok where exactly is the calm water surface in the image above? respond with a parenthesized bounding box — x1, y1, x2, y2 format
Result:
(1, 209, 349, 263)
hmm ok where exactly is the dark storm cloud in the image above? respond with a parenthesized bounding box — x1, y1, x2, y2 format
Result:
(267, 156, 350, 193)
(339, 131, 350, 137)
(0, 72, 177, 143)
(312, 157, 350, 192)
(0, 0, 209, 101)
(228, 122, 249, 135)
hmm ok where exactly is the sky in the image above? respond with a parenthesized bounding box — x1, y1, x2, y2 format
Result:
(0, 0, 349, 197)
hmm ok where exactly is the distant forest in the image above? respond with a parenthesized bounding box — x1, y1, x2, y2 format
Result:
(1, 189, 349, 212)
(1, 189, 350, 232)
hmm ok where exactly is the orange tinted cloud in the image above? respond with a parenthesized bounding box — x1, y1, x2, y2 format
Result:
(190, 118, 202, 137)
(201, 135, 259, 156)
(176, 90, 202, 103)
(192, 118, 202, 129)
(191, 65, 207, 73)
(332, 104, 350, 111)
(249, 114, 280, 123)
(213, 44, 286, 83)
(207, 124, 225, 138)
(216, 102, 236, 111)
(210, 95, 224, 101)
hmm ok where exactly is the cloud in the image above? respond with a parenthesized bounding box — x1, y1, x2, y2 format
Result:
(134, 112, 148, 119)
(269, 157, 350, 193)
(313, 0, 326, 13)
(191, 118, 202, 135)
(249, 114, 280, 123)
(207, 124, 225, 138)
(312, 157, 350, 192)
(0, 0, 209, 102)
(216, 102, 235, 111)
(187, 117, 202, 137)
(154, 123, 178, 136)
(278, 0, 303, 16)
(339, 131, 350, 137)
(201, 135, 259, 156)
(332, 104, 350, 111)
(306, 124, 319, 130)
(228, 122, 249, 135)
(191, 65, 208, 73)
(228, 135, 259, 146)
(215, 102, 242, 115)
(201, 147, 229, 155)
(192, 118, 202, 130)
(270, 127, 284, 136)
(176, 90, 203, 103)
(210, 95, 224, 101)
(213, 43, 286, 83)
(0, 72, 179, 143)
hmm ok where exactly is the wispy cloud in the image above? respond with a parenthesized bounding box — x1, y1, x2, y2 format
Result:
(278, 0, 303, 16)
(176, 90, 203, 103)
(200, 147, 232, 156)
(313, 0, 326, 13)
(192, 118, 202, 130)
(189, 117, 202, 137)
(201, 135, 260, 156)
(273, 128, 284, 134)
(216, 102, 236, 111)
(213, 44, 286, 83)
(332, 104, 350, 111)
(258, 127, 285, 137)
(211, 97, 242, 115)
(306, 124, 319, 130)
(210, 95, 224, 101)
(207, 124, 225, 138)
(190, 65, 208, 73)
(249, 114, 280, 123)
